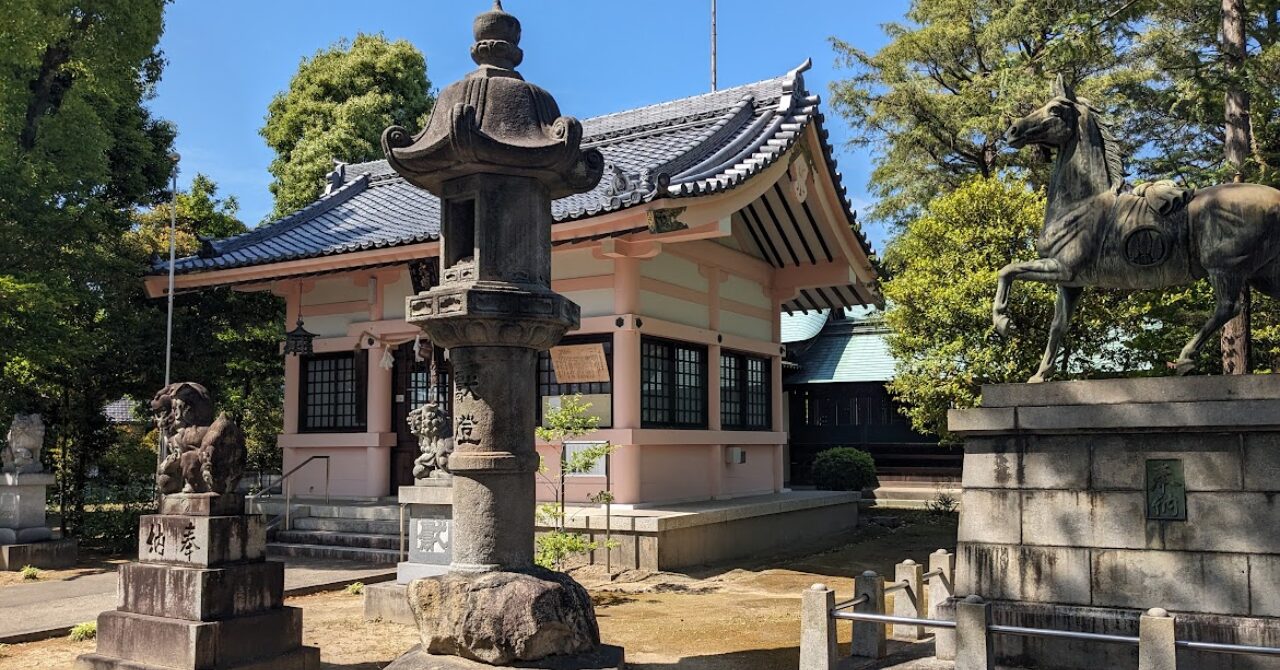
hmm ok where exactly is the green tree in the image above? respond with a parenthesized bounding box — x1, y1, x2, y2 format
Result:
(829, 0, 1141, 225)
(128, 174, 285, 474)
(534, 395, 614, 570)
(881, 177, 1191, 438)
(0, 0, 176, 534)
(261, 33, 434, 218)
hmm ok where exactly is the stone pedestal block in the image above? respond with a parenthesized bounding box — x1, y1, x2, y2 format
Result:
(159, 492, 245, 516)
(398, 483, 454, 584)
(77, 507, 318, 670)
(0, 537, 76, 570)
(948, 375, 1280, 669)
(117, 560, 283, 620)
(136, 513, 264, 566)
(1, 472, 75, 570)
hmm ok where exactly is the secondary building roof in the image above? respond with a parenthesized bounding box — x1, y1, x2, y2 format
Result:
(785, 307, 896, 384)
(158, 61, 874, 286)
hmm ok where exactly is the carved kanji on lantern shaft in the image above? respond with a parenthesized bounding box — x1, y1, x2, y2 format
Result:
(384, 3, 621, 668)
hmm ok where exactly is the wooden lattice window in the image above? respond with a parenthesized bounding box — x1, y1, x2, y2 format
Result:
(641, 336, 707, 429)
(721, 350, 771, 430)
(300, 352, 366, 432)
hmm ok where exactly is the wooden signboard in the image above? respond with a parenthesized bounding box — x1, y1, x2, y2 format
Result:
(549, 344, 610, 383)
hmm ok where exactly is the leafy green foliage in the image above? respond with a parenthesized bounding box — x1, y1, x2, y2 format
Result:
(261, 34, 434, 218)
(534, 395, 613, 570)
(20, 565, 41, 581)
(810, 447, 878, 492)
(345, 581, 365, 595)
(68, 621, 97, 642)
(829, 0, 1138, 224)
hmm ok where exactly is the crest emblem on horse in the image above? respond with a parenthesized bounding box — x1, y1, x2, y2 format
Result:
(995, 75, 1280, 382)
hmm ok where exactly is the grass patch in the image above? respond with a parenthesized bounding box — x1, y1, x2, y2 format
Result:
(345, 581, 365, 596)
(69, 621, 97, 642)
(20, 565, 41, 581)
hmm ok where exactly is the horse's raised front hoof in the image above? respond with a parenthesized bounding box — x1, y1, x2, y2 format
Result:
(1172, 359, 1196, 376)
(993, 314, 1015, 337)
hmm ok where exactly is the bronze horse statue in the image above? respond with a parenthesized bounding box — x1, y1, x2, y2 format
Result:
(995, 75, 1280, 382)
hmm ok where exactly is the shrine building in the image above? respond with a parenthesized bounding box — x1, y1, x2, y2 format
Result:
(145, 62, 880, 507)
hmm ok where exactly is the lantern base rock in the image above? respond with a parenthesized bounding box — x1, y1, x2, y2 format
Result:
(391, 569, 620, 668)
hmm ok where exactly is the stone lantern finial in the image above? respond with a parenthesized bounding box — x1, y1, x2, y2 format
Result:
(472, 0, 522, 69)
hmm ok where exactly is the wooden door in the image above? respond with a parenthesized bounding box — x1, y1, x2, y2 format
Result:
(391, 341, 451, 488)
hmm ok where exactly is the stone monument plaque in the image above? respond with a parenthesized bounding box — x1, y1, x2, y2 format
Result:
(1145, 458, 1187, 521)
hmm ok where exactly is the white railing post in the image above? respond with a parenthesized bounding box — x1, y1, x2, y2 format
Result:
(955, 595, 994, 670)
(930, 549, 958, 658)
(852, 570, 887, 659)
(893, 559, 925, 641)
(928, 548, 955, 619)
(1139, 607, 1177, 670)
(800, 584, 837, 670)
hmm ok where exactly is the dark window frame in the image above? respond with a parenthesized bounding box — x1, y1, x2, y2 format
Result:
(299, 351, 367, 433)
(537, 334, 614, 427)
(641, 336, 708, 429)
(720, 350, 772, 430)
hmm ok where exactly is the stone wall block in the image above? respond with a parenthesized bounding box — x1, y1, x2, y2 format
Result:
(1092, 550, 1249, 615)
(1021, 490, 1148, 550)
(1243, 434, 1280, 492)
(961, 437, 1021, 489)
(957, 490, 1020, 545)
(955, 544, 1018, 600)
(1091, 433, 1242, 491)
(1250, 556, 1280, 618)
(1155, 493, 1280, 554)
(1021, 436, 1089, 489)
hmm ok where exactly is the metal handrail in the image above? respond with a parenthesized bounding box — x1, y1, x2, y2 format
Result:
(831, 609, 1280, 656)
(832, 595, 869, 611)
(882, 580, 910, 594)
(246, 455, 331, 532)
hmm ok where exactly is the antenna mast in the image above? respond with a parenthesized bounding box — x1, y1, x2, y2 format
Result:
(711, 0, 717, 91)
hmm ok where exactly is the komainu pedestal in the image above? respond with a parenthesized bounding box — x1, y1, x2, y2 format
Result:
(76, 493, 319, 670)
(2, 414, 77, 570)
(947, 375, 1280, 670)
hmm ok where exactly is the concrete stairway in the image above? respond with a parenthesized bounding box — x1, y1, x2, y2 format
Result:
(255, 498, 406, 564)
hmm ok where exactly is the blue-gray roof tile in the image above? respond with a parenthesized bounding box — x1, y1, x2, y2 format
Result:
(160, 61, 872, 276)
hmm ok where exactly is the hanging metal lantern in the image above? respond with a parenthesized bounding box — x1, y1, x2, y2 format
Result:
(283, 317, 316, 356)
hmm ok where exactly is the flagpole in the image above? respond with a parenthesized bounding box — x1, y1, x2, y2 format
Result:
(710, 0, 718, 91)
(161, 152, 180, 477)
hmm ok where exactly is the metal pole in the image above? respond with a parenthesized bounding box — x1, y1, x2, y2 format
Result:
(710, 0, 717, 91)
(160, 153, 180, 481)
(605, 447, 612, 577)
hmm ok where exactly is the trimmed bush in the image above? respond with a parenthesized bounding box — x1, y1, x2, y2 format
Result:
(811, 447, 878, 492)
(69, 621, 97, 642)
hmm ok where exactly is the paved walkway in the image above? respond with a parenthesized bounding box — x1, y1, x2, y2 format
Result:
(0, 557, 394, 643)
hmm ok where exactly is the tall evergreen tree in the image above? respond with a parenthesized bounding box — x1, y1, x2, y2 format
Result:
(261, 33, 434, 219)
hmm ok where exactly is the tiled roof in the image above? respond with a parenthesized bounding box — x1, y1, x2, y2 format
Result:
(159, 60, 873, 276)
(103, 397, 141, 424)
(785, 308, 897, 384)
(780, 309, 829, 344)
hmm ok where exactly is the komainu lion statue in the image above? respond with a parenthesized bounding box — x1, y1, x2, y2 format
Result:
(2, 413, 45, 474)
(408, 402, 453, 480)
(152, 382, 245, 495)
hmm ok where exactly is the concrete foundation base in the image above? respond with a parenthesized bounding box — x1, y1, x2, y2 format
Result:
(365, 581, 414, 624)
(0, 537, 76, 570)
(76, 646, 320, 670)
(385, 643, 625, 669)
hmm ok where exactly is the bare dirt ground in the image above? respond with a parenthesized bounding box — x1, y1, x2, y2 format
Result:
(0, 551, 126, 588)
(0, 510, 956, 670)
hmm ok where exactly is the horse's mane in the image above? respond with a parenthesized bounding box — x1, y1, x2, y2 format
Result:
(1078, 100, 1126, 194)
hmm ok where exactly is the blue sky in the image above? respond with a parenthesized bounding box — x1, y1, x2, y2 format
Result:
(149, 0, 909, 250)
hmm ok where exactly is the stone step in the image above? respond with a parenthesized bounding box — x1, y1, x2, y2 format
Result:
(265, 542, 402, 564)
(248, 500, 402, 521)
(273, 530, 403, 551)
(289, 516, 404, 535)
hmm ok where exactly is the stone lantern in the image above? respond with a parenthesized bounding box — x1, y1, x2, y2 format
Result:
(382, 2, 620, 668)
